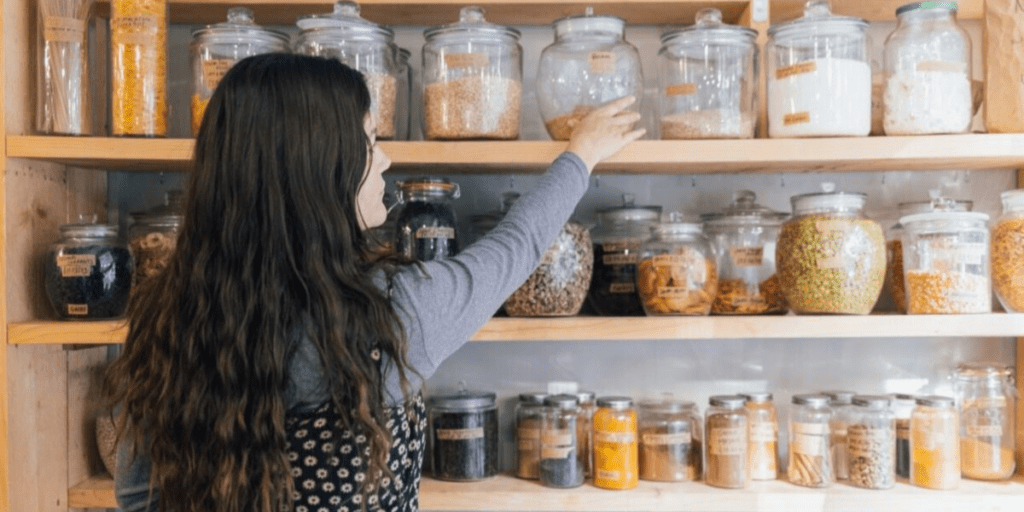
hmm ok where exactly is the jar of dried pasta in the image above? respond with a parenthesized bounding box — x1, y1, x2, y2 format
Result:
(638, 397, 702, 482)
(953, 364, 1017, 481)
(110, 0, 168, 136)
(128, 190, 183, 290)
(992, 189, 1024, 312)
(900, 208, 991, 314)
(636, 214, 717, 316)
(788, 394, 833, 488)
(705, 395, 748, 489)
(593, 396, 639, 490)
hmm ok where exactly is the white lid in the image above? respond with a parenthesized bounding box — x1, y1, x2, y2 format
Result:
(1001, 189, 1024, 212)
(554, 7, 625, 38)
(296, 1, 394, 40)
(899, 210, 988, 226)
(790, 182, 866, 213)
(424, 6, 521, 42)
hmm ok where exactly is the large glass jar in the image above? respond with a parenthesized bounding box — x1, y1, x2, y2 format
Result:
(110, 0, 168, 136)
(823, 390, 855, 481)
(883, 2, 972, 135)
(45, 221, 134, 319)
(638, 397, 702, 482)
(504, 220, 592, 317)
(190, 8, 289, 135)
(910, 395, 960, 490)
(703, 191, 788, 315)
(705, 395, 748, 489)
(515, 392, 547, 480)
(636, 215, 717, 316)
(296, 1, 400, 139)
(540, 394, 584, 488)
(587, 195, 661, 316)
(847, 395, 896, 490)
(422, 6, 522, 140)
(740, 392, 777, 481)
(536, 8, 643, 141)
(900, 210, 991, 314)
(788, 394, 833, 488)
(394, 178, 460, 261)
(766, 0, 871, 138)
(776, 184, 885, 314)
(953, 364, 1017, 481)
(658, 8, 757, 140)
(428, 390, 499, 481)
(593, 396, 639, 490)
(992, 190, 1024, 312)
(37, 0, 95, 135)
(128, 189, 183, 290)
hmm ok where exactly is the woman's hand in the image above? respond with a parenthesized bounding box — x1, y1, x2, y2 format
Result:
(565, 96, 646, 174)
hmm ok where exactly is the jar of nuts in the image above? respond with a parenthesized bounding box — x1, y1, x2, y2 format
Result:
(900, 208, 991, 314)
(636, 214, 717, 316)
(587, 195, 661, 316)
(992, 189, 1024, 313)
(128, 190, 183, 291)
(504, 220, 593, 317)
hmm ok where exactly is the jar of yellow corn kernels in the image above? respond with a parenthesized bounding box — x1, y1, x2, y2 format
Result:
(110, 0, 168, 136)
(992, 189, 1024, 312)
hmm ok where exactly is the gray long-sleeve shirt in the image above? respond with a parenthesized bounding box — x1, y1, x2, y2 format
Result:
(116, 152, 590, 511)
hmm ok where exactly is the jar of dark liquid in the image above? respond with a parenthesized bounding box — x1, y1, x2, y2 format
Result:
(394, 178, 460, 261)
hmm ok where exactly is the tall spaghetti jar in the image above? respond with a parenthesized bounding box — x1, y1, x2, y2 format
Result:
(575, 390, 596, 478)
(740, 392, 778, 481)
(953, 364, 1017, 481)
(111, 0, 167, 136)
(190, 8, 289, 135)
(788, 394, 833, 488)
(823, 390, 855, 481)
(592, 396, 639, 489)
(37, 0, 95, 135)
(910, 395, 960, 490)
(705, 395, 748, 488)
(992, 190, 1024, 312)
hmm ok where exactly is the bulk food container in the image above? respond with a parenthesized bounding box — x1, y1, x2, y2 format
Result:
(788, 394, 834, 488)
(636, 214, 717, 316)
(705, 395, 748, 489)
(588, 195, 661, 316)
(910, 395, 960, 490)
(900, 208, 991, 314)
(593, 396, 639, 490)
(991, 190, 1024, 312)
(428, 390, 499, 481)
(504, 219, 592, 317)
(46, 220, 133, 319)
(740, 392, 778, 481)
(110, 0, 168, 136)
(846, 395, 896, 490)
(515, 392, 548, 480)
(128, 189, 184, 290)
(638, 397, 702, 482)
(37, 0, 95, 135)
(540, 395, 585, 488)
(953, 364, 1017, 481)
(394, 178, 460, 261)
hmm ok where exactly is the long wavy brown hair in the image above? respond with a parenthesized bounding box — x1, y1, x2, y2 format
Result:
(103, 54, 414, 512)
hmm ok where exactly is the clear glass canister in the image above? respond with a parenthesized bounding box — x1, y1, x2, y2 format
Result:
(892, 392, 917, 479)
(789, 394, 834, 488)
(658, 8, 758, 140)
(900, 210, 991, 314)
(575, 390, 596, 478)
(705, 395, 748, 489)
(110, 0, 168, 136)
(593, 396, 639, 490)
(296, 1, 400, 139)
(45, 221, 134, 319)
(703, 190, 788, 315)
(636, 215, 717, 316)
(638, 397, 702, 482)
(540, 394, 584, 488)
(766, 0, 871, 137)
(910, 395, 960, 490)
(992, 189, 1024, 312)
(394, 178, 460, 261)
(128, 189, 183, 290)
(953, 364, 1017, 481)
(515, 392, 548, 480)
(396, 47, 411, 140)
(776, 184, 885, 314)
(422, 6, 522, 140)
(847, 395, 896, 490)
(536, 8, 643, 141)
(587, 195, 662, 316)
(823, 390, 855, 481)
(428, 390, 499, 481)
(37, 0, 95, 135)
(740, 392, 778, 481)
(883, 2, 972, 135)
(190, 8, 289, 135)
(504, 220, 593, 317)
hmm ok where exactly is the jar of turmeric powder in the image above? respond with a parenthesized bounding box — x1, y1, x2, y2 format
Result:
(992, 189, 1024, 313)
(593, 396, 638, 489)
(910, 395, 960, 490)
(636, 214, 717, 316)
(110, 0, 168, 136)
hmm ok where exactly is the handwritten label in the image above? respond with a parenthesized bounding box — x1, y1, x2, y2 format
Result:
(44, 16, 86, 43)
(596, 469, 621, 480)
(436, 427, 484, 441)
(750, 422, 777, 443)
(415, 226, 455, 239)
(111, 16, 160, 46)
(730, 247, 764, 267)
(665, 83, 698, 96)
(896, 419, 910, 440)
(784, 111, 811, 126)
(792, 422, 828, 457)
(58, 254, 96, 277)
(930, 244, 987, 267)
(602, 242, 639, 253)
(609, 282, 636, 294)
(776, 61, 817, 80)
(709, 426, 745, 456)
(658, 287, 694, 297)
(641, 432, 691, 445)
(816, 220, 851, 233)
(916, 60, 968, 74)
(67, 304, 89, 316)
(593, 431, 636, 444)
(651, 254, 689, 266)
(201, 59, 234, 91)
(589, 51, 616, 74)
(444, 52, 489, 69)
(603, 253, 637, 265)
(967, 425, 1004, 437)
(541, 446, 574, 459)
(541, 430, 574, 447)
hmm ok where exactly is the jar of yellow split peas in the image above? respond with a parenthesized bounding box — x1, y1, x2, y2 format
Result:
(110, 0, 168, 136)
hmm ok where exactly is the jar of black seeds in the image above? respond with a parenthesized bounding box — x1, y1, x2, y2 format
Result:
(45, 221, 133, 319)
(540, 394, 584, 488)
(428, 390, 499, 481)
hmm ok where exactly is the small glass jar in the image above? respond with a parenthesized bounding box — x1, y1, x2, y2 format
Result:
(636, 214, 717, 316)
(128, 189, 184, 290)
(883, 2, 972, 135)
(910, 395, 960, 490)
(766, 0, 871, 138)
(45, 221, 134, 319)
(396, 47, 411, 140)
(703, 191, 788, 315)
(422, 6, 522, 140)
(515, 392, 547, 480)
(394, 178, 460, 261)
(575, 390, 596, 478)
(536, 8, 643, 141)
(37, 0, 95, 135)
(953, 364, 1017, 481)
(705, 395, 748, 489)
(847, 395, 896, 490)
(900, 209, 991, 314)
(823, 390, 856, 481)
(892, 393, 917, 479)
(776, 184, 885, 314)
(587, 195, 662, 316)
(540, 394, 584, 488)
(504, 220, 593, 317)
(789, 394, 833, 488)
(658, 8, 758, 140)
(190, 8, 289, 136)
(593, 396, 639, 490)
(110, 0, 168, 136)
(740, 392, 777, 481)
(296, 1, 400, 139)
(638, 397, 702, 482)
(428, 390, 499, 481)
(992, 190, 1024, 313)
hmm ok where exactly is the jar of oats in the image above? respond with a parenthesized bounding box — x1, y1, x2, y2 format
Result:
(900, 209, 991, 314)
(636, 214, 717, 316)
(422, 6, 522, 140)
(992, 189, 1024, 312)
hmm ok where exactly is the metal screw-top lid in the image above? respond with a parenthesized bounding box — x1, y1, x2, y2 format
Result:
(430, 390, 496, 410)
(823, 390, 856, 405)
(1001, 189, 1024, 213)
(892, 393, 917, 402)
(395, 178, 461, 201)
(297, 1, 395, 40)
(852, 395, 892, 409)
(896, 1, 958, 17)
(424, 6, 521, 43)
(915, 395, 955, 408)
(740, 391, 774, 403)
(596, 396, 634, 409)
(554, 6, 626, 38)
(661, 8, 757, 48)
(545, 394, 580, 409)
(575, 390, 596, 404)
(792, 394, 831, 407)
(709, 395, 747, 409)
(192, 7, 290, 46)
(519, 392, 549, 405)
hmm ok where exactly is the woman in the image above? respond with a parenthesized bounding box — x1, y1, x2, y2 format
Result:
(104, 53, 643, 512)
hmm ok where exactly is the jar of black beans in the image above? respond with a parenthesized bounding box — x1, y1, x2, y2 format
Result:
(395, 178, 460, 261)
(45, 222, 133, 319)
(428, 390, 498, 481)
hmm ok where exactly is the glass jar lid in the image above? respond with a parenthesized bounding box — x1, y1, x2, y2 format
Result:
(596, 396, 633, 409)
(954, 363, 1013, 380)
(424, 6, 521, 44)
(790, 182, 867, 214)
(60, 222, 119, 239)
(597, 194, 662, 224)
(553, 7, 625, 38)
(891, 392, 917, 403)
(192, 7, 289, 46)
(1001, 189, 1024, 212)
(823, 390, 855, 405)
(709, 395, 746, 409)
(519, 392, 549, 405)
(652, 219, 704, 237)
(661, 8, 757, 48)
(915, 395, 955, 408)
(297, 1, 395, 41)
(792, 393, 831, 407)
(897, 198, 973, 219)
(430, 390, 496, 410)
(896, 1, 958, 17)
(132, 190, 186, 225)
(899, 210, 989, 226)
(544, 394, 580, 409)
(852, 395, 892, 409)
(396, 178, 461, 199)
(740, 391, 774, 403)
(768, 0, 869, 40)
(703, 190, 788, 227)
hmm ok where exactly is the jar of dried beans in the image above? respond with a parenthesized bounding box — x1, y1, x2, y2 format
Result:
(992, 189, 1024, 313)
(503, 220, 593, 317)
(45, 220, 133, 319)
(703, 190, 788, 315)
(587, 195, 661, 316)
(740, 392, 777, 481)
(847, 395, 895, 490)
(296, 1, 400, 139)
(910, 395, 960, 490)
(110, 0, 168, 136)
(128, 189, 183, 290)
(540, 394, 584, 488)
(638, 397, 702, 482)
(422, 6, 522, 140)
(788, 394, 833, 488)
(536, 7, 643, 141)
(515, 392, 547, 480)
(636, 214, 717, 316)
(427, 390, 499, 481)
(900, 208, 991, 314)
(705, 395, 748, 489)
(953, 364, 1017, 481)
(593, 396, 639, 490)
(394, 178, 460, 261)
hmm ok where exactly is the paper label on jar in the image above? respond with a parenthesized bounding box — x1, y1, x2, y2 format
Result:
(201, 59, 235, 91)
(415, 226, 456, 240)
(111, 16, 160, 46)
(444, 52, 489, 69)
(791, 422, 827, 457)
(651, 254, 689, 266)
(608, 282, 636, 294)
(518, 427, 540, 440)
(44, 16, 87, 43)
(816, 220, 852, 233)
(930, 244, 987, 267)
(518, 438, 538, 450)
(709, 426, 745, 456)
(67, 304, 89, 316)
(750, 422, 777, 443)
(916, 60, 968, 74)
(58, 254, 96, 277)
(665, 83, 698, 96)
(848, 428, 891, 458)
(603, 242, 640, 253)
(783, 112, 811, 126)
(896, 419, 910, 440)
(730, 247, 764, 267)
(967, 425, 1004, 437)
(641, 432, 691, 445)
(541, 446, 574, 459)
(776, 61, 817, 80)
(541, 430, 574, 447)
(658, 286, 694, 298)
(589, 52, 617, 74)
(964, 397, 1008, 409)
(596, 469, 621, 481)
(593, 430, 636, 445)
(603, 253, 637, 265)
(436, 427, 484, 441)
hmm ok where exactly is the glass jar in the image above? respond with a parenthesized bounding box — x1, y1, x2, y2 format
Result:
(396, 47, 411, 140)
(766, 0, 871, 138)
(910, 395, 960, 490)
(703, 191, 788, 315)
(575, 390, 596, 478)
(789, 394, 833, 488)
(900, 209, 991, 314)
(953, 364, 1017, 481)
(992, 190, 1024, 312)
(37, 0, 95, 135)
(740, 392, 777, 481)
(515, 392, 547, 480)
(428, 390, 499, 481)
(504, 220, 592, 317)
(422, 6, 522, 140)
(467, 191, 519, 244)
(892, 392, 917, 479)
(823, 390, 855, 481)
(593, 396, 639, 490)
(296, 1, 400, 139)
(847, 395, 896, 490)
(587, 195, 661, 316)
(190, 8, 289, 136)
(636, 214, 717, 316)
(540, 394, 584, 488)
(776, 184, 885, 314)
(883, 2, 972, 135)
(394, 178, 460, 261)
(658, 8, 758, 139)
(128, 189, 184, 290)
(45, 221, 133, 319)
(536, 8, 643, 141)
(638, 397, 702, 482)
(110, 0, 168, 136)
(705, 395, 748, 489)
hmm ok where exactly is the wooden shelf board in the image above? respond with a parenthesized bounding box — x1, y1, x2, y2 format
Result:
(10, 134, 1024, 175)
(771, 0, 984, 22)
